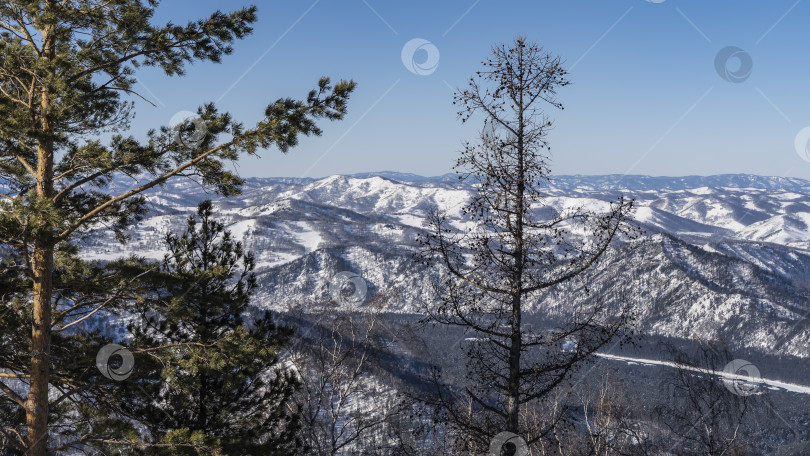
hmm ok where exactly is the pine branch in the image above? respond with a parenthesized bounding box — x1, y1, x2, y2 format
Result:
(0, 379, 25, 407)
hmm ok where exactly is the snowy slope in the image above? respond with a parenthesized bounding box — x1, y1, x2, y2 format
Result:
(76, 173, 810, 359)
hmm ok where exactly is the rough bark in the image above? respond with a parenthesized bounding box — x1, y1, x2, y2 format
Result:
(27, 13, 56, 454)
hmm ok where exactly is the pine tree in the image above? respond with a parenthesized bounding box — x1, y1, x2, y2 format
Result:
(0, 2, 355, 454)
(118, 200, 300, 455)
(417, 36, 637, 452)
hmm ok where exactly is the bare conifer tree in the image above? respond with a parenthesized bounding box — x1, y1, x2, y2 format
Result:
(417, 36, 637, 453)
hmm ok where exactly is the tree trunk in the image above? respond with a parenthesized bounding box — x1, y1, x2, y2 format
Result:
(26, 244, 54, 456)
(27, 15, 55, 454)
(27, 136, 55, 456)
(507, 294, 522, 432)
(506, 82, 526, 433)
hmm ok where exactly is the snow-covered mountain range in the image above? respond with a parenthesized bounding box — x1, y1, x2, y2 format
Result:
(80, 172, 810, 361)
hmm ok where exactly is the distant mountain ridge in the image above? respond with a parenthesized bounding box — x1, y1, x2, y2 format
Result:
(3, 172, 809, 194)
(239, 172, 810, 193)
(71, 171, 810, 361)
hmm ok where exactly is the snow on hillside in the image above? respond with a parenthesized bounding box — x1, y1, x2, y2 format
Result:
(75, 173, 810, 358)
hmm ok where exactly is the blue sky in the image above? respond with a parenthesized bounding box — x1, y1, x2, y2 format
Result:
(131, 1, 810, 179)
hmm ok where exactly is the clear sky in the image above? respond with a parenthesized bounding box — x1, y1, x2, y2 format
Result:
(131, 0, 810, 180)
